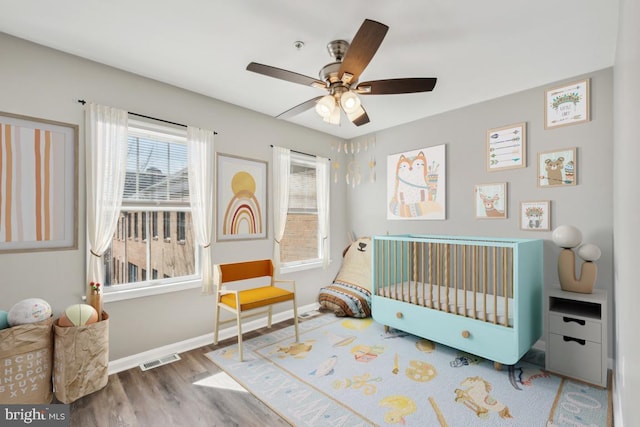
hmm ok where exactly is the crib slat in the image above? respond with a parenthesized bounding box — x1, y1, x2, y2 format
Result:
(503, 247, 508, 327)
(429, 242, 434, 307)
(454, 245, 458, 314)
(421, 242, 426, 307)
(445, 243, 450, 313)
(462, 245, 467, 318)
(493, 246, 498, 325)
(482, 246, 487, 322)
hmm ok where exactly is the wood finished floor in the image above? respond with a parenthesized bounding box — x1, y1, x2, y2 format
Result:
(68, 320, 296, 427)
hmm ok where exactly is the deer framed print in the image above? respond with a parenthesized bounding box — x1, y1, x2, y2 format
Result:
(0, 112, 78, 253)
(474, 182, 507, 219)
(387, 144, 446, 220)
(544, 78, 590, 129)
(537, 147, 577, 187)
(216, 153, 267, 241)
(520, 200, 551, 231)
(486, 122, 526, 172)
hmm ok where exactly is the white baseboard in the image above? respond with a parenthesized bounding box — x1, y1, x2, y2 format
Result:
(108, 302, 319, 374)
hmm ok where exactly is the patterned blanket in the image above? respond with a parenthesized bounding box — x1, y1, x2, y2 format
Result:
(318, 280, 371, 318)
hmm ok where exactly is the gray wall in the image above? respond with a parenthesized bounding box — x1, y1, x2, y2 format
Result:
(0, 33, 349, 360)
(346, 68, 614, 353)
(613, 0, 640, 423)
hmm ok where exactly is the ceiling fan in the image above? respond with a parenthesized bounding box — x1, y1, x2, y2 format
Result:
(246, 19, 437, 127)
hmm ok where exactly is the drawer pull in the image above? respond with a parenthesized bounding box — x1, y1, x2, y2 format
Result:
(563, 316, 585, 326)
(461, 330, 470, 338)
(396, 312, 403, 319)
(563, 336, 586, 346)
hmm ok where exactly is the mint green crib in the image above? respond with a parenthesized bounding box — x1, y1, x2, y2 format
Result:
(372, 234, 543, 367)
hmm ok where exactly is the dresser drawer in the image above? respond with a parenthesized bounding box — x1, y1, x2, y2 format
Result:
(549, 313, 601, 343)
(548, 333, 603, 385)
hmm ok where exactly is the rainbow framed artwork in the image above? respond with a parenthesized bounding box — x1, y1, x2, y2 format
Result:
(216, 153, 267, 241)
(0, 112, 78, 253)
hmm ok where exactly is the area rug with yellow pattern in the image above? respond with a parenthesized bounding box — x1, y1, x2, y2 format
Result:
(204, 314, 611, 426)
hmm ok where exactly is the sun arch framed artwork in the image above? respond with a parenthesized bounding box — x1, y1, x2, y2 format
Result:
(387, 144, 446, 220)
(216, 153, 267, 241)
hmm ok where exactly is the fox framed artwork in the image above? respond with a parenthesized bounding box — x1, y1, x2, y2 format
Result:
(386, 144, 446, 220)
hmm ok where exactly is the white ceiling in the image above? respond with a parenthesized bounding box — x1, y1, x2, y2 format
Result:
(0, 1, 619, 140)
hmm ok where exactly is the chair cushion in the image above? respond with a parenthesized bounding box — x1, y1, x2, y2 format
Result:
(220, 286, 294, 311)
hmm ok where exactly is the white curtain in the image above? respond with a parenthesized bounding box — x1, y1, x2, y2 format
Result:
(85, 103, 128, 293)
(187, 126, 216, 294)
(272, 146, 291, 275)
(316, 156, 330, 269)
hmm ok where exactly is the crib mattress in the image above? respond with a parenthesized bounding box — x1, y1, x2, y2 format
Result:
(377, 283, 514, 327)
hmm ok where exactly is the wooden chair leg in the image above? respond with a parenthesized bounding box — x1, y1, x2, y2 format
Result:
(213, 303, 220, 345)
(235, 293, 244, 361)
(292, 300, 300, 342)
(267, 306, 273, 328)
(236, 311, 244, 361)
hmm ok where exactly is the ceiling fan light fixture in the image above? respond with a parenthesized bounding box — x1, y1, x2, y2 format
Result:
(315, 95, 336, 118)
(340, 91, 361, 114)
(324, 104, 341, 125)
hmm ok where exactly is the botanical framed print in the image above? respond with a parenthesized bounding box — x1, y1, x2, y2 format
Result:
(520, 200, 551, 231)
(387, 144, 446, 220)
(544, 78, 590, 129)
(216, 153, 267, 241)
(0, 112, 78, 253)
(486, 122, 526, 171)
(474, 183, 507, 219)
(537, 147, 577, 187)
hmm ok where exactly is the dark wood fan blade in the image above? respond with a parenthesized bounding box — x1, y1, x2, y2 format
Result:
(276, 96, 324, 119)
(347, 105, 370, 126)
(247, 62, 326, 88)
(355, 78, 437, 95)
(338, 19, 389, 83)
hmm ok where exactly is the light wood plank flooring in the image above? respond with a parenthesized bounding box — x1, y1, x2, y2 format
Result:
(68, 320, 296, 427)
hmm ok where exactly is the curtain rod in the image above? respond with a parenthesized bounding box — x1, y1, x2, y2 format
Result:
(77, 99, 217, 134)
(269, 144, 330, 160)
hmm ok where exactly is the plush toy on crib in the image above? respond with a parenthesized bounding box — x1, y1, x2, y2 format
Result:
(552, 225, 601, 294)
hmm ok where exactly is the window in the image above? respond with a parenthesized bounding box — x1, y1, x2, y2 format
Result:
(103, 119, 198, 297)
(279, 152, 327, 270)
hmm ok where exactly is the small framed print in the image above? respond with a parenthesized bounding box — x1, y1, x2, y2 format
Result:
(537, 147, 577, 187)
(486, 122, 526, 171)
(474, 182, 507, 219)
(544, 78, 590, 129)
(520, 200, 550, 231)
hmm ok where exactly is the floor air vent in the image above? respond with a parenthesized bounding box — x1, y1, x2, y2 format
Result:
(139, 353, 181, 371)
